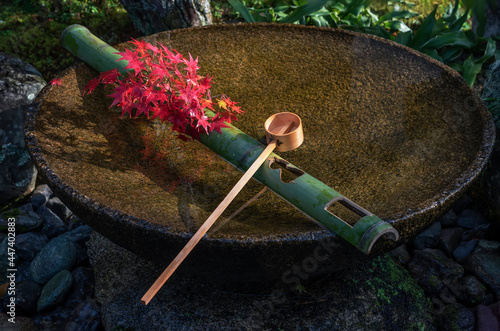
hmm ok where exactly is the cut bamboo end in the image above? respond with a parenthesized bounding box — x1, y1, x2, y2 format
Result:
(265, 112, 303, 152)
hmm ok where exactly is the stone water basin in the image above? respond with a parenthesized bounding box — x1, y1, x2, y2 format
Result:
(25, 23, 495, 288)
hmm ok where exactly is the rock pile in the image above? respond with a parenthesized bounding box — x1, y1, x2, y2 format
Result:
(0, 184, 100, 330)
(392, 195, 500, 331)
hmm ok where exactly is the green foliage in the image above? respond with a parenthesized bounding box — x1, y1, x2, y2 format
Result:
(0, 0, 134, 80)
(228, 0, 497, 87)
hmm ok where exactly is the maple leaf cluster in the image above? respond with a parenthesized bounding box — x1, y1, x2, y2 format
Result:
(84, 39, 243, 140)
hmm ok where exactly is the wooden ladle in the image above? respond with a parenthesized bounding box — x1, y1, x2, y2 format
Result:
(141, 112, 303, 305)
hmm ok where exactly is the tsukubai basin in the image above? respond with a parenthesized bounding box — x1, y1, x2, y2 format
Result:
(26, 23, 495, 288)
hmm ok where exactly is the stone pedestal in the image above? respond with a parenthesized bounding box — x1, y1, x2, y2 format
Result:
(87, 232, 434, 330)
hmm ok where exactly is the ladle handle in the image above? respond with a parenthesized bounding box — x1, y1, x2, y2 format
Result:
(141, 123, 292, 305)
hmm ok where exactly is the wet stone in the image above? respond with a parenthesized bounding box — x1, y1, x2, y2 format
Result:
(29, 236, 76, 285)
(15, 232, 48, 262)
(440, 209, 458, 227)
(46, 197, 72, 222)
(3, 280, 42, 315)
(30, 184, 53, 210)
(457, 275, 486, 306)
(463, 240, 500, 298)
(407, 249, 464, 294)
(434, 303, 474, 331)
(440, 227, 465, 257)
(37, 269, 74, 312)
(39, 206, 66, 238)
(454, 239, 479, 263)
(412, 221, 441, 250)
(457, 209, 489, 230)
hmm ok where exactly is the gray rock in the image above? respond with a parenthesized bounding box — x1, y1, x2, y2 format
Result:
(3, 280, 42, 315)
(46, 197, 73, 222)
(64, 267, 94, 309)
(63, 300, 101, 331)
(473, 0, 500, 38)
(15, 261, 31, 282)
(29, 236, 76, 285)
(463, 240, 500, 298)
(120, 0, 212, 35)
(0, 52, 45, 204)
(39, 205, 66, 238)
(413, 221, 441, 250)
(462, 224, 491, 241)
(33, 304, 72, 330)
(30, 184, 53, 209)
(15, 232, 48, 262)
(88, 232, 435, 331)
(59, 224, 93, 244)
(66, 214, 83, 231)
(457, 209, 489, 230)
(407, 249, 464, 294)
(0, 211, 42, 233)
(440, 227, 465, 257)
(454, 239, 479, 263)
(0, 312, 35, 330)
(457, 275, 486, 306)
(390, 243, 411, 265)
(37, 269, 74, 312)
(452, 195, 473, 214)
(475, 304, 500, 331)
(434, 303, 474, 331)
(440, 209, 458, 227)
(0, 238, 16, 284)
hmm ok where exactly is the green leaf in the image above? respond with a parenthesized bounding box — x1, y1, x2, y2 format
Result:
(422, 48, 443, 62)
(463, 54, 482, 86)
(388, 20, 411, 33)
(475, 38, 497, 65)
(421, 31, 476, 50)
(340, 0, 367, 19)
(377, 10, 418, 24)
(448, 62, 463, 73)
(228, 0, 256, 23)
(448, 8, 470, 32)
(278, 0, 329, 24)
(408, 6, 438, 51)
(473, 0, 487, 37)
(394, 30, 412, 45)
(440, 47, 463, 63)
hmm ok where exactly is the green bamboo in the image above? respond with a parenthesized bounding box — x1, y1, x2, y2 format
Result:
(60, 24, 399, 253)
